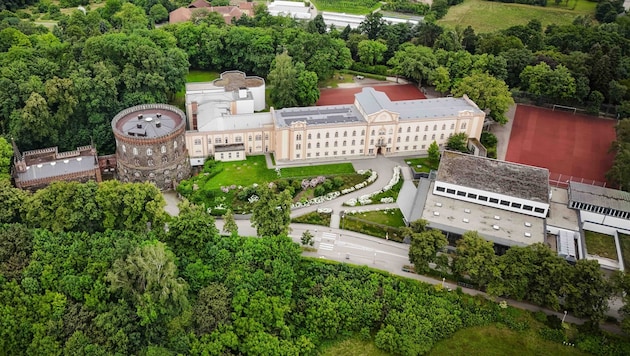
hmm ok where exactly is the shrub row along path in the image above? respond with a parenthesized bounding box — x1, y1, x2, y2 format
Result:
(165, 153, 623, 333)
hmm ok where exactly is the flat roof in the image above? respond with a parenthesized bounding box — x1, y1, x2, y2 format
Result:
(274, 105, 364, 127)
(355, 87, 484, 119)
(113, 104, 185, 138)
(422, 182, 545, 246)
(569, 181, 630, 213)
(196, 112, 273, 132)
(437, 151, 550, 203)
(547, 187, 580, 231)
(16, 156, 97, 182)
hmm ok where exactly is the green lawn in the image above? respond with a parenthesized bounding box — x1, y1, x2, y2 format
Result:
(320, 336, 392, 356)
(618, 233, 630, 269)
(584, 230, 618, 260)
(310, 0, 381, 14)
(429, 324, 588, 356)
(438, 0, 596, 34)
(406, 157, 439, 174)
(342, 208, 407, 241)
(347, 209, 406, 227)
(281, 163, 355, 178)
(319, 71, 356, 88)
(186, 70, 220, 83)
(291, 211, 332, 227)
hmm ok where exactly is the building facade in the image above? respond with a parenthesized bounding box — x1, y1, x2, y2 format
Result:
(185, 87, 486, 165)
(112, 104, 191, 190)
(12, 143, 102, 191)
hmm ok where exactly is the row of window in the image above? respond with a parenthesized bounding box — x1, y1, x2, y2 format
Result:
(435, 186, 546, 214)
(219, 152, 241, 160)
(298, 149, 366, 159)
(570, 201, 630, 219)
(294, 134, 447, 150)
(122, 145, 170, 156)
(294, 122, 468, 141)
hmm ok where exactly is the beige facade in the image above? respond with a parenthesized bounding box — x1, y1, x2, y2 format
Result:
(185, 87, 486, 164)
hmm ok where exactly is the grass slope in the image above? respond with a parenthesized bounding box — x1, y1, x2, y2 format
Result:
(584, 230, 618, 260)
(320, 337, 392, 356)
(429, 324, 588, 356)
(438, 0, 596, 33)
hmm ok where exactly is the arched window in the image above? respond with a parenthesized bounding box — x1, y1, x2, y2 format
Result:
(132, 147, 138, 156)
(308, 133, 312, 139)
(416, 126, 420, 132)
(407, 127, 411, 132)
(326, 132, 330, 138)
(343, 141, 346, 146)
(174, 140, 178, 149)
(296, 134, 301, 140)
(343, 131, 348, 137)
(361, 129, 365, 135)
(398, 127, 402, 133)
(317, 142, 320, 148)
(371, 129, 375, 135)
(334, 141, 338, 147)
(317, 133, 321, 139)
(146, 148, 152, 156)
(352, 130, 356, 136)
(335, 132, 339, 138)
(325, 142, 329, 148)
(161, 145, 166, 153)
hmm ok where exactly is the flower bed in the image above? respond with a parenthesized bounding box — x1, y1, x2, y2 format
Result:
(344, 166, 401, 206)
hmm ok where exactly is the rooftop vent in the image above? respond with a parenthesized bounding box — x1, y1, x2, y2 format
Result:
(156, 121, 161, 128)
(524, 232, 532, 238)
(463, 218, 469, 223)
(37, 164, 43, 168)
(136, 123, 143, 129)
(156, 113, 161, 118)
(433, 211, 440, 216)
(524, 222, 532, 227)
(63, 160, 69, 164)
(464, 209, 471, 214)
(494, 215, 501, 220)
(138, 114, 143, 120)
(50, 162, 56, 166)
(77, 157, 82, 161)
(435, 202, 442, 207)
(492, 225, 500, 230)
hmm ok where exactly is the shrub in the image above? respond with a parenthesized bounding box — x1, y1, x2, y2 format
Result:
(314, 186, 325, 197)
(539, 327, 567, 343)
(333, 176, 345, 188)
(533, 311, 547, 323)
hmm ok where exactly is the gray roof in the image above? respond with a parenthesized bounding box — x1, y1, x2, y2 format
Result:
(215, 143, 245, 152)
(569, 181, 630, 213)
(274, 105, 364, 127)
(113, 104, 185, 139)
(197, 112, 273, 132)
(355, 87, 485, 120)
(437, 151, 550, 203)
(16, 156, 97, 182)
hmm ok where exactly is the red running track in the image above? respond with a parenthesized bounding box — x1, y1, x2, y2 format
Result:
(317, 84, 426, 106)
(505, 105, 617, 184)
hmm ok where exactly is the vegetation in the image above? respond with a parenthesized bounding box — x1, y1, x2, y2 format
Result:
(341, 209, 406, 241)
(310, 0, 381, 15)
(439, 0, 597, 33)
(367, 178, 404, 203)
(619, 233, 630, 271)
(291, 211, 332, 227)
(585, 230, 618, 260)
(268, 51, 320, 108)
(407, 156, 439, 174)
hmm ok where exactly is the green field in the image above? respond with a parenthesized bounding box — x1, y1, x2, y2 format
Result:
(438, 0, 596, 33)
(406, 156, 439, 174)
(346, 208, 406, 227)
(280, 162, 355, 178)
(311, 0, 381, 14)
(584, 230, 618, 260)
(186, 70, 220, 83)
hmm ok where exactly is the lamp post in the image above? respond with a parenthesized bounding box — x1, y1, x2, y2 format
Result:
(442, 277, 445, 288)
(562, 310, 568, 323)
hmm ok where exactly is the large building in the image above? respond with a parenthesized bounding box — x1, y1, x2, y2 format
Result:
(402, 151, 550, 253)
(185, 86, 486, 165)
(112, 104, 191, 190)
(12, 143, 102, 191)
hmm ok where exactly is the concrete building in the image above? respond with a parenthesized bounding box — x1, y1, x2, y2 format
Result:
(321, 12, 420, 30)
(185, 86, 486, 165)
(12, 143, 102, 191)
(268, 0, 314, 20)
(403, 151, 550, 254)
(112, 104, 191, 190)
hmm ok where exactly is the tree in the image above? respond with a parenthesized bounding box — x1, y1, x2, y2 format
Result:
(107, 240, 189, 326)
(222, 209, 238, 236)
(308, 14, 326, 34)
(520, 63, 576, 101)
(357, 39, 388, 66)
(149, 4, 168, 24)
(0, 137, 12, 180)
(295, 64, 320, 106)
(194, 283, 231, 335)
(612, 271, 630, 333)
(453, 231, 499, 288)
(428, 141, 440, 164)
(250, 185, 292, 237)
(0, 179, 27, 224)
(388, 43, 437, 86)
(608, 119, 630, 190)
(452, 72, 514, 125)
(166, 201, 219, 262)
(268, 52, 298, 108)
(0, 224, 33, 282)
(431, 0, 449, 19)
(358, 12, 385, 40)
(301, 230, 314, 246)
(112, 3, 148, 32)
(408, 229, 448, 273)
(446, 132, 469, 153)
(564, 259, 612, 322)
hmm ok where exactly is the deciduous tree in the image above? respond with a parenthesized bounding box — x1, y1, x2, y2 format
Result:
(408, 229, 447, 273)
(452, 72, 514, 125)
(388, 43, 437, 86)
(453, 231, 499, 288)
(250, 185, 292, 237)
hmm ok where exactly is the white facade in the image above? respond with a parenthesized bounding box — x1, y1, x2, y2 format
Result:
(268, 0, 313, 20)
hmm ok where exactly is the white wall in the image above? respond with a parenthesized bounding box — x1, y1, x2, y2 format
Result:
(581, 211, 630, 230)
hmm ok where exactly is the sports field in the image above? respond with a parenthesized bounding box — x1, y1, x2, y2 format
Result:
(317, 84, 426, 105)
(506, 105, 616, 184)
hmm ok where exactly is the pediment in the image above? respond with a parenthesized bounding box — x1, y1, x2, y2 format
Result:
(367, 110, 398, 123)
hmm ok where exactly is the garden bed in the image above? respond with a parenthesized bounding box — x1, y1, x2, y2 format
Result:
(292, 211, 332, 227)
(584, 230, 618, 261)
(341, 208, 406, 241)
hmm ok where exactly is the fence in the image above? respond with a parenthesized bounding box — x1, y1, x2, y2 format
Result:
(548, 172, 607, 189)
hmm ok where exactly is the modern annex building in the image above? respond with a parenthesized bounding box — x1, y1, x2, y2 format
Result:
(184, 85, 486, 165)
(401, 151, 551, 254)
(112, 104, 191, 190)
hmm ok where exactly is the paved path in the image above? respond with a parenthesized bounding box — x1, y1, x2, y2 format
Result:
(491, 104, 516, 161)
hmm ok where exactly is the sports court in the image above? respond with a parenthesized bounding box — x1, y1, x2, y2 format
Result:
(317, 84, 426, 105)
(505, 105, 617, 185)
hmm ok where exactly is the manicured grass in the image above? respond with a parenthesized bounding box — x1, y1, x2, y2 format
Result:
(291, 211, 332, 227)
(342, 209, 406, 241)
(618, 233, 630, 269)
(347, 209, 406, 227)
(186, 70, 220, 83)
(584, 230, 618, 260)
(406, 157, 439, 174)
(281, 163, 355, 178)
(320, 336, 392, 356)
(428, 324, 588, 356)
(310, 0, 381, 14)
(438, 0, 596, 34)
(203, 155, 276, 190)
(319, 71, 356, 88)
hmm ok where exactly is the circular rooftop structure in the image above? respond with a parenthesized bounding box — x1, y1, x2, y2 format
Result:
(112, 104, 185, 139)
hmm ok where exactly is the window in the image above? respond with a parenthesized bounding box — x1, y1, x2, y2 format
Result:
(334, 141, 338, 147)
(360, 149, 364, 153)
(414, 135, 418, 141)
(370, 139, 374, 145)
(351, 150, 355, 154)
(478, 195, 488, 201)
(371, 129, 375, 135)
(325, 152, 329, 156)
(324, 142, 329, 148)
(416, 126, 420, 132)
(317, 133, 321, 139)
(343, 141, 347, 146)
(361, 129, 365, 135)
(425, 126, 428, 131)
(436, 186, 446, 192)
(194, 139, 201, 145)
(534, 207, 545, 214)
(423, 135, 427, 141)
(342, 150, 346, 154)
(326, 132, 330, 138)
(433, 125, 437, 131)
(122, 144, 126, 153)
(146, 148, 153, 156)
(360, 139, 364, 145)
(133, 147, 138, 156)
(308, 133, 311, 139)
(220, 153, 224, 159)
(316, 152, 320, 157)
(407, 127, 411, 133)
(228, 152, 232, 159)
(388, 128, 393, 134)
(388, 138, 392, 143)
(461, 122, 467, 129)
(296, 134, 301, 140)
(307, 153, 311, 157)
(148, 158, 154, 166)
(420, 145, 424, 149)
(296, 154, 300, 158)
(237, 136, 244, 143)
(343, 131, 347, 137)
(236, 152, 240, 157)
(216, 137, 222, 144)
(397, 137, 401, 143)
(296, 144, 301, 150)
(467, 193, 477, 199)
(308, 143, 311, 149)
(265, 134, 268, 140)
(352, 130, 356, 136)
(442, 124, 446, 130)
(404, 146, 408, 150)
(511, 202, 522, 208)
(500, 200, 510, 206)
(352, 140, 355, 145)
(446, 188, 456, 194)
(398, 127, 402, 133)
(335, 132, 339, 138)
(406, 136, 410, 142)
(489, 198, 499, 204)
(161, 145, 166, 153)
(457, 191, 466, 197)
(369, 148, 374, 154)
(450, 123, 455, 129)
(440, 133, 444, 139)
(316, 142, 320, 148)
(431, 134, 436, 140)
(255, 135, 262, 141)
(249, 136, 252, 141)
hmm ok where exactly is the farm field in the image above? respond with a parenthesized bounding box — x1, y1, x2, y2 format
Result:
(310, 0, 381, 14)
(438, 0, 596, 33)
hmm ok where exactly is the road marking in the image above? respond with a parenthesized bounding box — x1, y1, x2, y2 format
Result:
(319, 243, 335, 251)
(321, 232, 337, 240)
